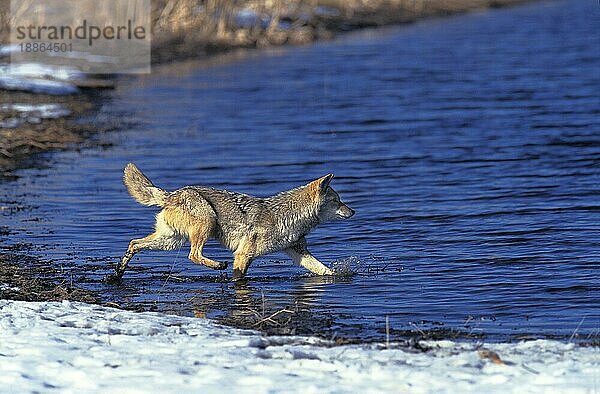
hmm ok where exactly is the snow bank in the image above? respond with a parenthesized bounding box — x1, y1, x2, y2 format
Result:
(0, 75, 78, 95)
(0, 63, 81, 95)
(1, 63, 84, 81)
(0, 300, 597, 393)
(0, 103, 71, 128)
(0, 103, 70, 119)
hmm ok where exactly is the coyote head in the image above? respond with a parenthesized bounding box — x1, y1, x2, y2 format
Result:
(309, 174, 355, 222)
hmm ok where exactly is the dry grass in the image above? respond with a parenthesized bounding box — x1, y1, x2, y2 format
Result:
(149, 0, 531, 62)
(0, 90, 107, 176)
(0, 0, 534, 61)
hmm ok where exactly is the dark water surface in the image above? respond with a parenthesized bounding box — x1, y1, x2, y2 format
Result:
(2, 0, 599, 341)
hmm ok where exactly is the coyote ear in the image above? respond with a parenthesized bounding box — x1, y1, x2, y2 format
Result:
(316, 173, 334, 194)
(308, 174, 334, 198)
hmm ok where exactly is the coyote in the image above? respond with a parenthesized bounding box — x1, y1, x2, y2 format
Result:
(109, 163, 354, 282)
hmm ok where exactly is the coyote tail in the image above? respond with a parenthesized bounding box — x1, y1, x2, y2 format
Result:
(123, 163, 168, 207)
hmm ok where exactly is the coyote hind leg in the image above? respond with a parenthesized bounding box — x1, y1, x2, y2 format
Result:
(114, 233, 156, 278)
(188, 217, 227, 270)
(111, 212, 185, 281)
(112, 231, 185, 280)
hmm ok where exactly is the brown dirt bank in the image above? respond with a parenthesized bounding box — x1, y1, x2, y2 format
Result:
(1, 0, 534, 61)
(150, 0, 532, 62)
(0, 90, 113, 179)
(0, 252, 100, 304)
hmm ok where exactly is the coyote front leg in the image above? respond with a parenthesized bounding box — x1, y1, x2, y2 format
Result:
(285, 238, 334, 276)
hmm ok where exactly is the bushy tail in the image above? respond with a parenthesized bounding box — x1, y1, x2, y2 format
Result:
(123, 163, 168, 207)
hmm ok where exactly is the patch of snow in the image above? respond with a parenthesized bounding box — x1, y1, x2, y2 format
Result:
(0, 63, 81, 95)
(0, 300, 597, 393)
(0, 103, 71, 128)
(235, 9, 259, 28)
(0, 45, 21, 56)
(1, 63, 84, 81)
(0, 75, 78, 95)
(0, 103, 71, 118)
(0, 118, 22, 128)
(234, 9, 270, 29)
(0, 283, 20, 291)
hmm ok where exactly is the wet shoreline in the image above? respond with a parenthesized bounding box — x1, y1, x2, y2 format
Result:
(0, 89, 113, 178)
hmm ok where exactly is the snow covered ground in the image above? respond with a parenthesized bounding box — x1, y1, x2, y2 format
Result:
(0, 300, 597, 393)
(0, 63, 81, 95)
(0, 103, 71, 128)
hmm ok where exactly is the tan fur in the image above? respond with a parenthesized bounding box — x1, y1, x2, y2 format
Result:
(307, 174, 333, 201)
(110, 163, 354, 282)
(123, 163, 168, 206)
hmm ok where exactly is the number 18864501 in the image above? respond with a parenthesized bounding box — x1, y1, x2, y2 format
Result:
(19, 42, 73, 53)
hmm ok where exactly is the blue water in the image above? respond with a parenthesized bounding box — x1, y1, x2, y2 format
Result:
(1, 0, 598, 341)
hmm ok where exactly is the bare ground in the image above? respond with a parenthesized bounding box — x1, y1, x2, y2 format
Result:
(0, 252, 100, 304)
(0, 90, 114, 178)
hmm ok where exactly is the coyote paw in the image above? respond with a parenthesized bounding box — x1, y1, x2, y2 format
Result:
(232, 268, 246, 281)
(104, 273, 123, 284)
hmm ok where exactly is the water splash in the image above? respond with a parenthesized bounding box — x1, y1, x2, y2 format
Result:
(331, 256, 362, 277)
